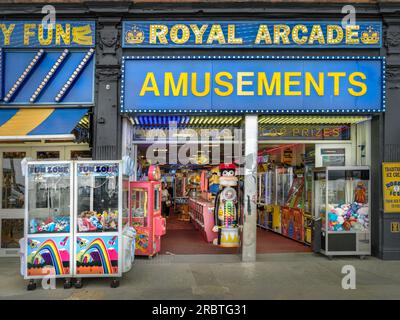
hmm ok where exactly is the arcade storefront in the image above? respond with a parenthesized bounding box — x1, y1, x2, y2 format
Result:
(118, 20, 384, 260)
(0, 20, 95, 256)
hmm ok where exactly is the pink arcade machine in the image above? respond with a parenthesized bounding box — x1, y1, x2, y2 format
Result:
(129, 165, 166, 257)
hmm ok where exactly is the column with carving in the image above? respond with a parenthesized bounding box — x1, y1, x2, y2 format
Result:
(381, 9, 400, 260)
(93, 17, 122, 160)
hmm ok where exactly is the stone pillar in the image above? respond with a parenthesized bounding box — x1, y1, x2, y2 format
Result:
(93, 17, 122, 160)
(242, 115, 258, 262)
(380, 14, 400, 259)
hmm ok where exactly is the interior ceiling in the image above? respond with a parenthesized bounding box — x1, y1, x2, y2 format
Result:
(132, 115, 371, 128)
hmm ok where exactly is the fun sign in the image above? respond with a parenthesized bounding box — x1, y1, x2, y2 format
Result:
(0, 21, 95, 48)
(122, 21, 382, 48)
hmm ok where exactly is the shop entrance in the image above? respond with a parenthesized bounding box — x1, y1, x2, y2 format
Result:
(256, 116, 371, 254)
(131, 115, 244, 255)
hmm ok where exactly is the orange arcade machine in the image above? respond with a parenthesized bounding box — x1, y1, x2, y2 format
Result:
(129, 165, 166, 257)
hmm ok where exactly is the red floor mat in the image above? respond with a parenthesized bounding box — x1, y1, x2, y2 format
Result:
(160, 213, 311, 255)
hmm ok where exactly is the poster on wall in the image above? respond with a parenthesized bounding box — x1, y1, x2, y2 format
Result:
(383, 163, 400, 213)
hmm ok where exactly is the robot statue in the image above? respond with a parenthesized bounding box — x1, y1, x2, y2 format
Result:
(212, 163, 240, 247)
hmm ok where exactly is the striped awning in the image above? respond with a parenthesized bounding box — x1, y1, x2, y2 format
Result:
(0, 108, 88, 140)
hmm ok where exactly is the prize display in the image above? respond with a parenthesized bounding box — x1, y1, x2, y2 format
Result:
(130, 166, 166, 257)
(213, 163, 240, 247)
(313, 166, 371, 258)
(74, 161, 124, 288)
(24, 162, 73, 290)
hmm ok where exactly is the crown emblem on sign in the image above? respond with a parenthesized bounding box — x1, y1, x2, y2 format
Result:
(361, 26, 380, 44)
(125, 25, 144, 44)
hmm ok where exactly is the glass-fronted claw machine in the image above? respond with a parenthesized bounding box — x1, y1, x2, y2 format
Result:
(313, 166, 371, 259)
(74, 161, 123, 288)
(130, 165, 166, 258)
(24, 161, 73, 290)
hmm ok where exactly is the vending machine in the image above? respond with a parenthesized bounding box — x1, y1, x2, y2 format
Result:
(24, 161, 74, 290)
(130, 167, 166, 257)
(74, 161, 124, 288)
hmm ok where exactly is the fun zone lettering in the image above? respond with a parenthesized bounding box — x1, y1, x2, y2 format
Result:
(29, 166, 69, 174)
(78, 165, 118, 174)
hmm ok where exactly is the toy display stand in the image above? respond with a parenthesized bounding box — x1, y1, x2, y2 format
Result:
(23, 161, 74, 291)
(188, 194, 217, 243)
(313, 166, 371, 259)
(73, 161, 124, 288)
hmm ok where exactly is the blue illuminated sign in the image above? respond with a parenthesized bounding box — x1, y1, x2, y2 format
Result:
(122, 21, 382, 48)
(0, 21, 95, 48)
(120, 56, 385, 114)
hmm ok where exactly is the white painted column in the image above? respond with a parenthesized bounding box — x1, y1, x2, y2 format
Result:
(242, 115, 258, 262)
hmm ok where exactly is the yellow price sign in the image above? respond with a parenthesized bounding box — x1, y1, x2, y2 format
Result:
(383, 163, 400, 213)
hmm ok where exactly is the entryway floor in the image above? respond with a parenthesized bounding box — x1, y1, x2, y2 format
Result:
(160, 213, 311, 255)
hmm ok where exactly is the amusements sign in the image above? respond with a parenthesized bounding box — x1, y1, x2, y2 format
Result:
(0, 21, 95, 48)
(122, 21, 382, 48)
(383, 163, 400, 213)
(121, 56, 384, 113)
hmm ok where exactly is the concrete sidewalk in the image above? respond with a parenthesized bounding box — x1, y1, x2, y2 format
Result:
(1, 252, 400, 300)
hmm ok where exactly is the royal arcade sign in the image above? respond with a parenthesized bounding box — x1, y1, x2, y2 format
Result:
(120, 56, 385, 114)
(122, 21, 382, 48)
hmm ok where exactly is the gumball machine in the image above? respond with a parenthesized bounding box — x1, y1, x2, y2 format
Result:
(130, 165, 166, 257)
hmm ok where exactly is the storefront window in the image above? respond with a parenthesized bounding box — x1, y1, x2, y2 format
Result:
(70, 150, 92, 160)
(2, 152, 26, 209)
(36, 151, 60, 160)
(1, 218, 23, 248)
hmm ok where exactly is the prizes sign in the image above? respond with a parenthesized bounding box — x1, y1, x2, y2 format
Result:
(122, 21, 382, 48)
(120, 56, 384, 113)
(383, 163, 400, 213)
(0, 21, 95, 48)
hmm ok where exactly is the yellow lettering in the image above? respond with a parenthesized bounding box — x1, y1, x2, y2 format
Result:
(257, 72, 281, 95)
(0, 24, 15, 45)
(346, 25, 360, 44)
(274, 25, 290, 44)
(206, 25, 226, 44)
(308, 25, 325, 44)
(214, 72, 233, 96)
(284, 72, 302, 96)
(305, 72, 324, 96)
(139, 72, 160, 96)
(24, 24, 36, 46)
(38, 24, 53, 46)
(191, 73, 210, 97)
(189, 24, 208, 44)
(348, 72, 367, 96)
(327, 25, 343, 44)
(227, 25, 243, 44)
(292, 25, 308, 45)
(150, 25, 168, 44)
(170, 24, 190, 44)
(327, 72, 346, 96)
(255, 25, 272, 44)
(164, 72, 188, 96)
(56, 24, 70, 45)
(237, 72, 254, 96)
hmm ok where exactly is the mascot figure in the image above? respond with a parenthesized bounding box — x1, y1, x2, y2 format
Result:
(212, 163, 240, 247)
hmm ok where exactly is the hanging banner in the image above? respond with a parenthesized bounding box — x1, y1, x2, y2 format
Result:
(122, 20, 382, 48)
(0, 21, 95, 48)
(383, 163, 400, 213)
(120, 56, 385, 113)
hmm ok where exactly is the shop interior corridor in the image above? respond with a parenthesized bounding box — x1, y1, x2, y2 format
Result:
(160, 211, 311, 255)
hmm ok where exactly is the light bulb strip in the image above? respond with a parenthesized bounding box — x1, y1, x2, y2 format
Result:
(3, 49, 45, 102)
(55, 48, 94, 102)
(30, 49, 69, 103)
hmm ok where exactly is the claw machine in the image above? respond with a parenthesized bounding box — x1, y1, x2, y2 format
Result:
(74, 161, 123, 288)
(130, 165, 166, 257)
(24, 161, 74, 290)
